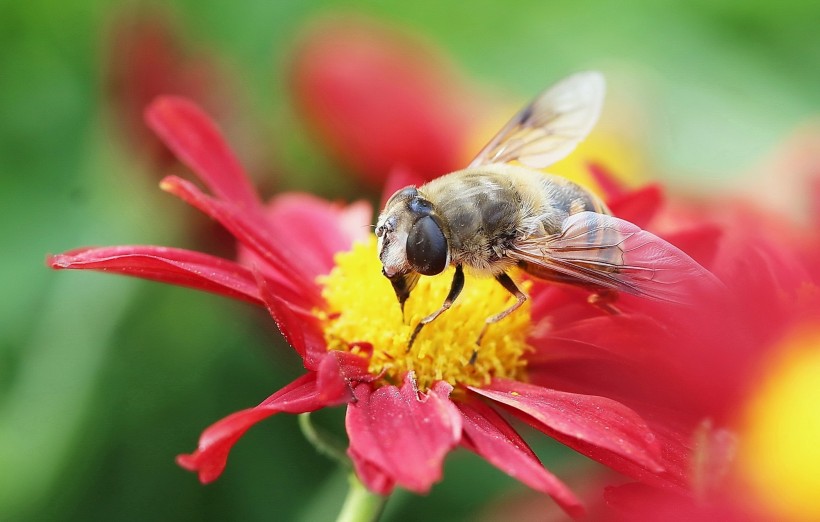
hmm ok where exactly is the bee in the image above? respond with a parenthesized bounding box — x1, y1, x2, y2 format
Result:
(376, 71, 716, 349)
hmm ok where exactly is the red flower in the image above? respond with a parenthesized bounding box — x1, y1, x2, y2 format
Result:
(290, 16, 481, 186)
(525, 166, 820, 519)
(104, 8, 235, 171)
(47, 98, 686, 519)
(465, 176, 820, 520)
(290, 17, 649, 195)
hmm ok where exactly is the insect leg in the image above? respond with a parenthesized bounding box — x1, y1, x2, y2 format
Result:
(588, 288, 621, 315)
(407, 264, 464, 350)
(476, 272, 528, 347)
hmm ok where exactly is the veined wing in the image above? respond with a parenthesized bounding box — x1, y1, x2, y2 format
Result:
(469, 71, 605, 169)
(509, 211, 723, 303)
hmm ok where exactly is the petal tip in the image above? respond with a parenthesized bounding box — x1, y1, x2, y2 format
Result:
(46, 254, 66, 269)
(176, 453, 220, 484)
(566, 503, 587, 520)
(158, 175, 178, 192)
(175, 453, 196, 471)
(144, 94, 191, 123)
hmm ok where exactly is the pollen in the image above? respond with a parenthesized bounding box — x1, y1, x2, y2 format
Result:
(315, 238, 532, 392)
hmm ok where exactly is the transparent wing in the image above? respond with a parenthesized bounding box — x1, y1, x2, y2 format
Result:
(469, 71, 605, 169)
(509, 212, 723, 303)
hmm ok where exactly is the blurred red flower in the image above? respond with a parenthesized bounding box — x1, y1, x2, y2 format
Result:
(290, 16, 482, 187)
(531, 176, 820, 519)
(104, 7, 234, 171)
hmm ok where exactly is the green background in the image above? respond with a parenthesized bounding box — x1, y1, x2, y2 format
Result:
(2, 1, 818, 520)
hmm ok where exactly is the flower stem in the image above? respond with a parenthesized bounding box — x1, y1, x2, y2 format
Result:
(298, 412, 349, 467)
(336, 472, 388, 522)
(297, 414, 388, 522)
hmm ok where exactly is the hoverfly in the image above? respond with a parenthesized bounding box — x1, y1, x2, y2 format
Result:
(375, 71, 717, 348)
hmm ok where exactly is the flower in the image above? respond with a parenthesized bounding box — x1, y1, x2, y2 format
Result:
(104, 7, 234, 171)
(578, 323, 820, 522)
(533, 202, 816, 477)
(525, 175, 820, 519)
(469, 193, 820, 521)
(739, 327, 820, 521)
(47, 97, 689, 519)
(290, 16, 479, 187)
(290, 16, 647, 193)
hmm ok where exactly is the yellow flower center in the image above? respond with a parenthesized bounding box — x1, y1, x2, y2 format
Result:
(315, 238, 532, 391)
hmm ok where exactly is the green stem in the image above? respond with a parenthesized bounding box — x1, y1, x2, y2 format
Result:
(336, 472, 388, 522)
(298, 413, 349, 467)
(297, 414, 389, 521)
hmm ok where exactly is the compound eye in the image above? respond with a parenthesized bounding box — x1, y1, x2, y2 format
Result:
(384, 186, 418, 208)
(406, 215, 448, 275)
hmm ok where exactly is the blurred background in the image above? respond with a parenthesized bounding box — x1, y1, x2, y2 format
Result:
(2, 1, 818, 520)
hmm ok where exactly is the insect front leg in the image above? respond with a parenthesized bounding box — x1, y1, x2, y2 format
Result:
(475, 272, 528, 349)
(407, 264, 464, 351)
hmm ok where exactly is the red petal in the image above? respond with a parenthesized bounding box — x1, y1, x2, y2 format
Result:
(146, 96, 261, 210)
(470, 379, 663, 474)
(317, 351, 374, 398)
(457, 398, 585, 519)
(663, 223, 723, 270)
(587, 162, 628, 199)
(266, 193, 371, 246)
(585, 163, 665, 228)
(177, 371, 341, 483)
(604, 483, 696, 520)
(254, 269, 327, 368)
(607, 184, 664, 229)
(529, 314, 668, 367)
(346, 375, 462, 493)
(160, 175, 322, 303)
(603, 483, 750, 522)
(47, 245, 261, 304)
(251, 193, 371, 280)
(350, 457, 395, 496)
(380, 165, 427, 208)
(520, 362, 693, 489)
(256, 259, 375, 375)
(315, 356, 354, 403)
(811, 175, 820, 227)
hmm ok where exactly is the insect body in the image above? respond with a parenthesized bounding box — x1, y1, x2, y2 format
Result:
(376, 71, 716, 348)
